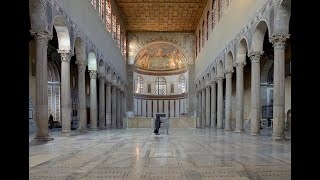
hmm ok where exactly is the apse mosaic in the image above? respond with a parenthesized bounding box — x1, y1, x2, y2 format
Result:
(134, 43, 187, 71)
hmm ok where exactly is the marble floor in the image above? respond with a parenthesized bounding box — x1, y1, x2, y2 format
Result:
(29, 128, 291, 180)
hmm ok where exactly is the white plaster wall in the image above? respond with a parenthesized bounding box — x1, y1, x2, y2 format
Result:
(133, 71, 188, 95)
(195, 0, 268, 76)
(54, 0, 126, 78)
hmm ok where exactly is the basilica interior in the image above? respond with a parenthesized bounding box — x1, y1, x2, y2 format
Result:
(29, 0, 291, 179)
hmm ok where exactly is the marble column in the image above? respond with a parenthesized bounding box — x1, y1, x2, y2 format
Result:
(89, 70, 98, 130)
(147, 100, 152, 117)
(77, 61, 87, 132)
(123, 90, 127, 117)
(98, 75, 106, 129)
(119, 90, 123, 127)
(116, 88, 121, 128)
(235, 62, 246, 132)
(142, 99, 147, 117)
(175, 99, 180, 117)
(111, 85, 117, 128)
(201, 88, 206, 128)
(205, 85, 211, 127)
(217, 77, 224, 129)
(31, 31, 53, 141)
(58, 50, 73, 134)
(105, 82, 112, 128)
(224, 70, 233, 130)
(169, 100, 174, 118)
(269, 34, 290, 140)
(210, 81, 217, 128)
(198, 91, 202, 127)
(249, 51, 264, 135)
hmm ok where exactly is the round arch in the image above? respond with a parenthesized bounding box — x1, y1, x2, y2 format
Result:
(88, 52, 97, 71)
(252, 20, 270, 52)
(217, 60, 224, 77)
(74, 37, 86, 63)
(274, 0, 291, 34)
(52, 16, 71, 51)
(225, 51, 234, 70)
(236, 38, 249, 63)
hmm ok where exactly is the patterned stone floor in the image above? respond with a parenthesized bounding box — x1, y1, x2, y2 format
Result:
(29, 128, 291, 180)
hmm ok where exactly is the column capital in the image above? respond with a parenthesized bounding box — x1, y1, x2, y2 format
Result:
(225, 70, 233, 79)
(210, 81, 216, 87)
(77, 61, 86, 72)
(206, 85, 210, 89)
(216, 76, 224, 83)
(30, 30, 52, 46)
(105, 81, 112, 86)
(269, 34, 290, 49)
(58, 50, 73, 63)
(89, 70, 97, 79)
(234, 62, 246, 69)
(98, 73, 105, 79)
(248, 51, 264, 63)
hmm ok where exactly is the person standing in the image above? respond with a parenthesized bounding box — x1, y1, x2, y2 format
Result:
(154, 116, 162, 135)
(49, 114, 54, 129)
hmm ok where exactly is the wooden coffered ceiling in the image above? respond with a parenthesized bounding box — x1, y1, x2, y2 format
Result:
(115, 0, 207, 32)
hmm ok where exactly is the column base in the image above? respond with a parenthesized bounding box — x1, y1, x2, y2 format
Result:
(251, 132, 260, 136)
(77, 129, 88, 134)
(225, 128, 232, 131)
(89, 127, 99, 131)
(99, 127, 107, 130)
(271, 134, 287, 141)
(60, 131, 78, 137)
(235, 129, 244, 133)
(33, 135, 54, 141)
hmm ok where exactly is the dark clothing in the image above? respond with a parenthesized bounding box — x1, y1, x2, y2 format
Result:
(49, 115, 53, 128)
(154, 117, 162, 134)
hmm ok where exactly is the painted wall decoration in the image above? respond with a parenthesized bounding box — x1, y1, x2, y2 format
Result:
(134, 42, 187, 71)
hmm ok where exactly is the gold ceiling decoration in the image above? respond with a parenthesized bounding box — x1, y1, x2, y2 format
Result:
(115, 0, 207, 32)
(134, 42, 187, 71)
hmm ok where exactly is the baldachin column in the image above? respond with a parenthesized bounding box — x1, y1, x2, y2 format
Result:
(116, 88, 121, 128)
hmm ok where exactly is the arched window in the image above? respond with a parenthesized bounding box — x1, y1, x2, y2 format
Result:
(212, 0, 217, 30)
(123, 35, 127, 61)
(99, 0, 104, 20)
(120, 32, 124, 54)
(106, 0, 111, 32)
(136, 76, 143, 94)
(155, 77, 167, 95)
(195, 36, 197, 57)
(202, 20, 205, 47)
(112, 13, 117, 41)
(198, 30, 201, 52)
(117, 22, 121, 48)
(91, 0, 96, 9)
(178, 75, 186, 94)
(218, 0, 222, 22)
(206, 11, 209, 40)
